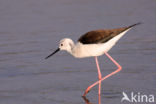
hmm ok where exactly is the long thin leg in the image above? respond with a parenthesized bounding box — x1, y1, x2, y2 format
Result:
(95, 56, 102, 95)
(98, 94, 101, 104)
(83, 52, 122, 96)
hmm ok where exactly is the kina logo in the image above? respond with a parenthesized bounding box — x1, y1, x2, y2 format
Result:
(121, 91, 154, 103)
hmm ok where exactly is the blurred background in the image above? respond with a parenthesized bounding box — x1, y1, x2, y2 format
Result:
(0, 0, 156, 104)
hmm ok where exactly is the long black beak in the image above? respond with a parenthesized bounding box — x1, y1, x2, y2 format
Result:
(45, 48, 60, 59)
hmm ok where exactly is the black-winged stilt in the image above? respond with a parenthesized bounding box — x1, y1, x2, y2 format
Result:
(45, 23, 141, 97)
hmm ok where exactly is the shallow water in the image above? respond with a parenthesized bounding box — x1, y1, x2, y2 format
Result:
(0, 0, 156, 104)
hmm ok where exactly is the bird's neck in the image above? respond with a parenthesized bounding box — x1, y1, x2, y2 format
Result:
(66, 41, 75, 54)
(68, 42, 81, 58)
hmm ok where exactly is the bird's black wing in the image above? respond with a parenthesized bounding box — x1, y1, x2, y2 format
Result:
(78, 23, 141, 44)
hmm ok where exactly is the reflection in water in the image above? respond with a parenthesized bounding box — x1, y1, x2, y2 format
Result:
(82, 96, 92, 104)
(82, 89, 121, 104)
(82, 95, 101, 104)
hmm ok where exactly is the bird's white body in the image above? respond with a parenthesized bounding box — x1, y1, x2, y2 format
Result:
(65, 29, 130, 58)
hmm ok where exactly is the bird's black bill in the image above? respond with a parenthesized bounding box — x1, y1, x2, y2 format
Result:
(45, 48, 60, 59)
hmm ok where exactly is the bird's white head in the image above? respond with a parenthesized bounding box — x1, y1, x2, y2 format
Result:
(45, 38, 74, 59)
(59, 38, 74, 52)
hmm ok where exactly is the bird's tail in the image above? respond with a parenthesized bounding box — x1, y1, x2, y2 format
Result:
(128, 22, 142, 29)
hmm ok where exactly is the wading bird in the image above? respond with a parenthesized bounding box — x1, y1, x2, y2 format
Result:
(45, 23, 140, 96)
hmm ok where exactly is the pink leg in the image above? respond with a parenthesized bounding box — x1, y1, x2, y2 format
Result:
(83, 52, 122, 96)
(98, 94, 101, 104)
(95, 56, 102, 95)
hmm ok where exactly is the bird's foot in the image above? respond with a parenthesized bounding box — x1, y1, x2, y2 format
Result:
(82, 89, 90, 97)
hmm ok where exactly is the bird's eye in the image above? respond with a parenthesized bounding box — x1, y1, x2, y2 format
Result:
(61, 44, 63, 46)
